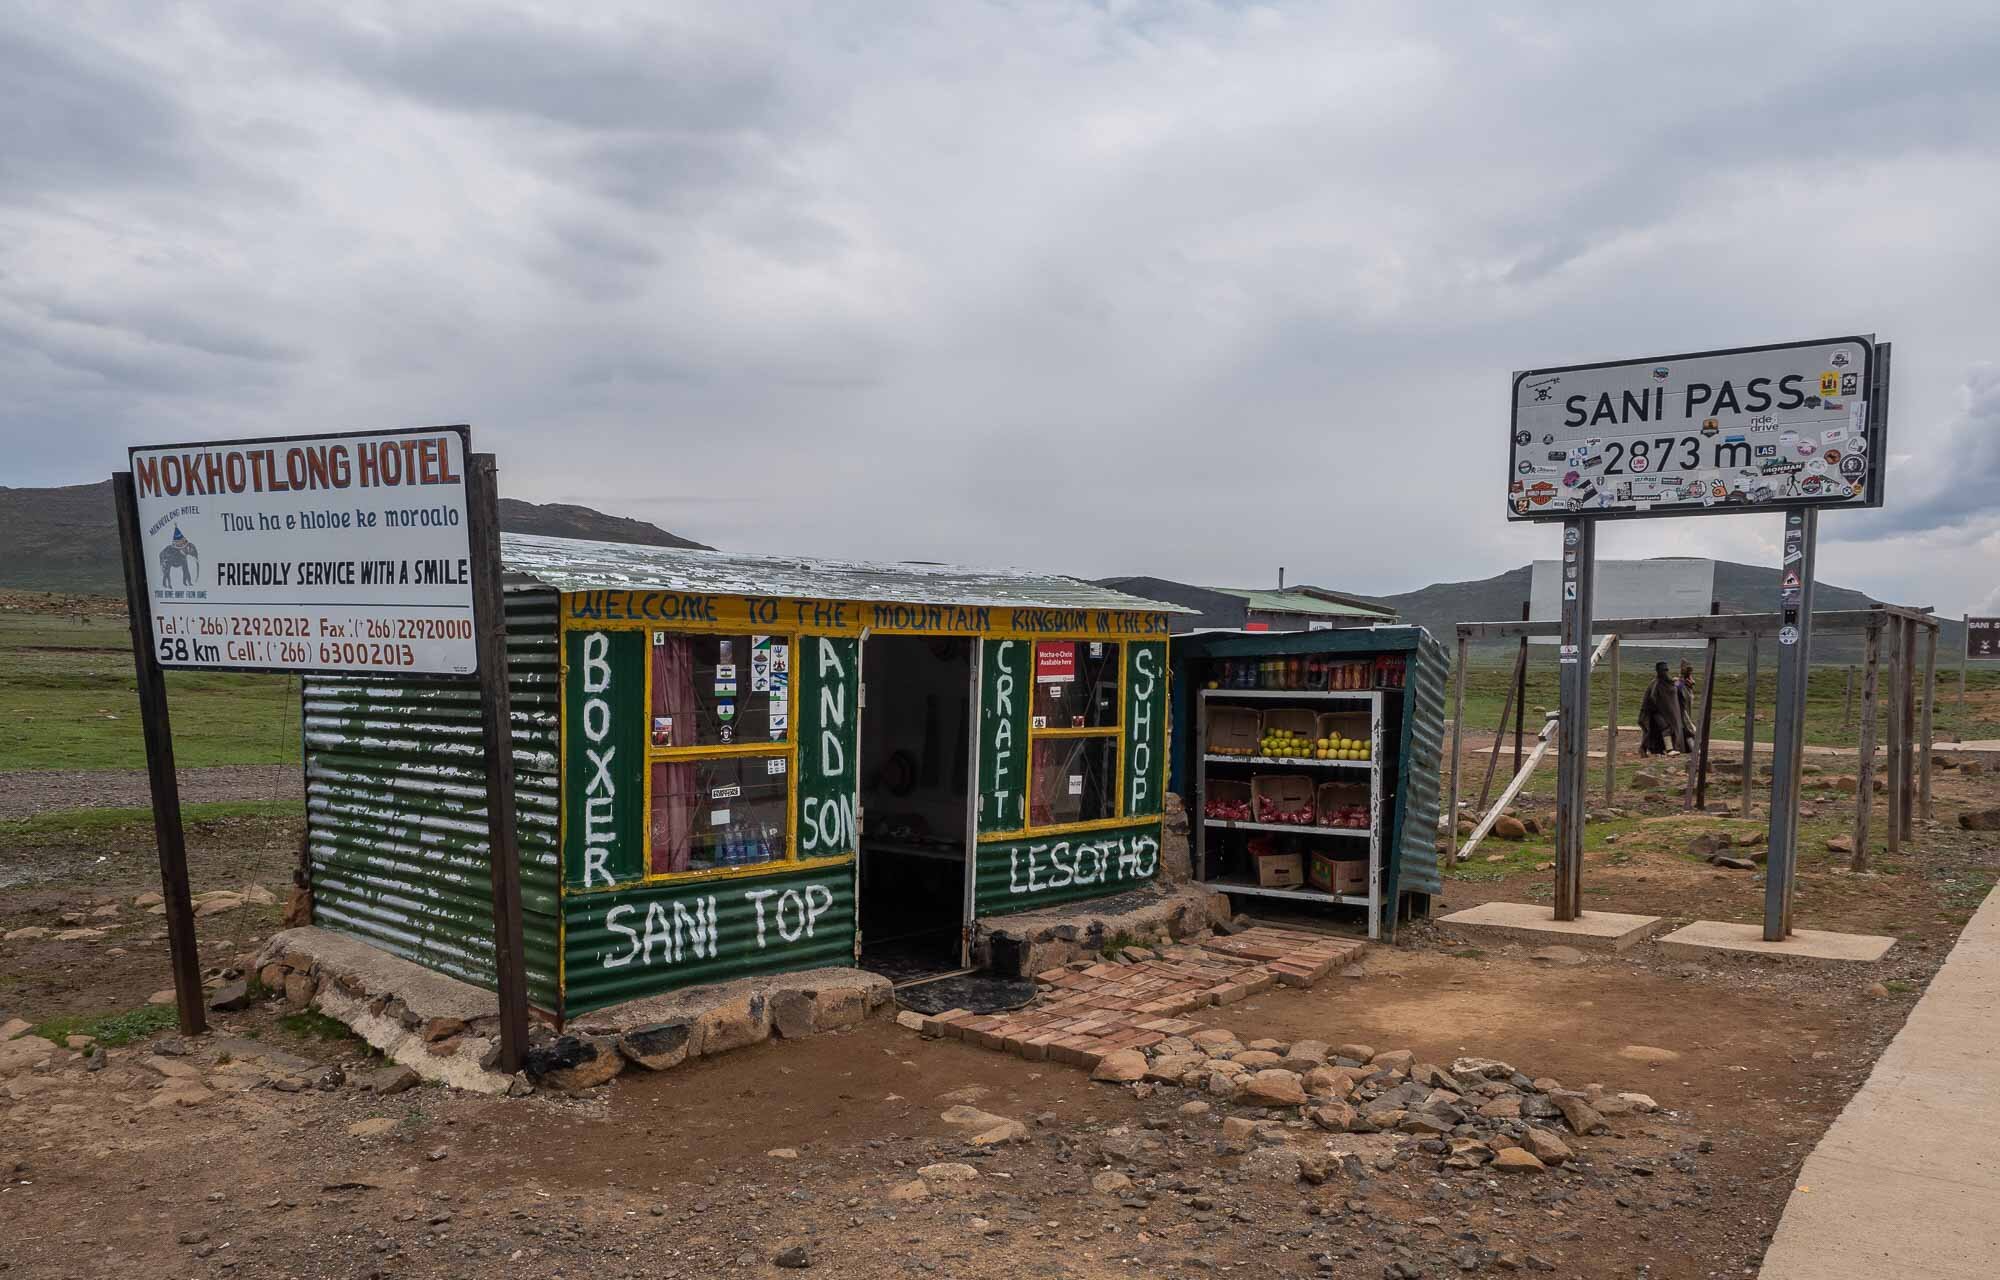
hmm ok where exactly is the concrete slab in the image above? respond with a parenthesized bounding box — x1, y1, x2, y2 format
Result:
(1759, 887, 2000, 1277)
(1656, 920, 1894, 965)
(1435, 901, 1668, 952)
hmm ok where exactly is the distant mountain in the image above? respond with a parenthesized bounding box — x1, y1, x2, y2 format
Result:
(1378, 560, 1959, 666)
(0, 481, 711, 596)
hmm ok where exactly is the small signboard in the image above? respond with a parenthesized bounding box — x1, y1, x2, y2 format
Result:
(1970, 617, 2000, 662)
(1035, 642, 1077, 683)
(1508, 336, 1884, 521)
(127, 426, 476, 675)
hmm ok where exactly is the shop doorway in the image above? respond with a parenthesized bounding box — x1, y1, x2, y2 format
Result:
(856, 635, 974, 982)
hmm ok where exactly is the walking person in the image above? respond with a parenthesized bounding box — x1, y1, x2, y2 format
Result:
(1639, 661, 1686, 756)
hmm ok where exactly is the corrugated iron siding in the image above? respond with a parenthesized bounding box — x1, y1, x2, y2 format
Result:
(973, 821, 1164, 916)
(561, 862, 857, 1016)
(302, 586, 561, 1011)
(1387, 630, 1449, 908)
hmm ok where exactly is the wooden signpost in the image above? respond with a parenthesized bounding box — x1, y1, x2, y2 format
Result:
(114, 427, 528, 1072)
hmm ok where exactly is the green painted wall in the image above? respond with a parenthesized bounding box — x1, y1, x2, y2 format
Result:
(976, 638, 1030, 834)
(1122, 640, 1166, 819)
(562, 861, 856, 1014)
(795, 635, 859, 859)
(973, 819, 1162, 915)
(563, 628, 647, 890)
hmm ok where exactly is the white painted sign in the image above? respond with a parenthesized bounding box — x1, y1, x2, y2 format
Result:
(1509, 336, 1883, 521)
(128, 427, 476, 674)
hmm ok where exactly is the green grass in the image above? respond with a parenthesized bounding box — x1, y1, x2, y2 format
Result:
(278, 1010, 356, 1042)
(0, 799, 304, 846)
(31, 1002, 179, 1047)
(1451, 656, 2000, 751)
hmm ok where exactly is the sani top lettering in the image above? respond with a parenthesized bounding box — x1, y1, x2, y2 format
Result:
(598, 881, 839, 970)
(128, 427, 476, 674)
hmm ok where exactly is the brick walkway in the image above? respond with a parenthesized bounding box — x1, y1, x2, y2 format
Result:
(915, 927, 1366, 1071)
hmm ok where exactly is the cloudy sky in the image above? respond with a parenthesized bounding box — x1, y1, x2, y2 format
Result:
(6, 1, 1999, 614)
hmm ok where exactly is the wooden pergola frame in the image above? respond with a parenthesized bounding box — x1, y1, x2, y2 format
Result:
(1446, 604, 1940, 871)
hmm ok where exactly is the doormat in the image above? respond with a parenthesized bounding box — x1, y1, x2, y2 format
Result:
(895, 974, 1039, 1016)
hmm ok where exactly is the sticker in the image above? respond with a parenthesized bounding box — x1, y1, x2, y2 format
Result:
(1824, 448, 1842, 465)
(1071, 715, 1085, 727)
(1849, 432, 1867, 453)
(717, 700, 736, 721)
(1781, 570, 1800, 590)
(1629, 452, 1649, 473)
(1778, 625, 1799, 647)
(766, 758, 786, 775)
(1563, 581, 1578, 601)
(768, 710, 788, 738)
(1830, 350, 1851, 368)
(1749, 414, 1775, 430)
(1652, 366, 1670, 380)
(1514, 430, 1532, 447)
(715, 679, 737, 696)
(711, 784, 742, 800)
(1564, 563, 1578, 579)
(1529, 481, 1557, 506)
(1542, 432, 1555, 444)
(1840, 455, 1865, 478)
(1068, 775, 1085, 796)
(1807, 459, 1828, 476)
(1563, 470, 1580, 486)
(1526, 376, 1560, 402)
(710, 808, 731, 826)
(1546, 450, 1567, 462)
(718, 640, 734, 663)
(1088, 642, 1104, 658)
(1563, 527, 1580, 547)
(750, 637, 771, 692)
(715, 664, 736, 681)
(1036, 643, 1076, 683)
(1840, 371, 1858, 396)
(652, 716, 672, 746)
(1850, 401, 1866, 432)
(1756, 444, 1777, 458)
(1821, 397, 1842, 411)
(1558, 643, 1580, 664)
(1700, 417, 1719, 436)
(1514, 496, 1531, 514)
(719, 724, 734, 743)
(1819, 371, 1840, 397)
(1031, 715, 1049, 729)
(1047, 683, 1063, 699)
(652, 630, 666, 647)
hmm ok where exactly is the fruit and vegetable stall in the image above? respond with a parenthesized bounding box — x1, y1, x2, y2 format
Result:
(1169, 627, 1448, 939)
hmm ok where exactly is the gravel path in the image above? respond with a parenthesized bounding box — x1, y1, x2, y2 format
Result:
(0, 764, 301, 820)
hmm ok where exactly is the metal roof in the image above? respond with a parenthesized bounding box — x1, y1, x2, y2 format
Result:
(500, 532, 1192, 613)
(1219, 588, 1395, 618)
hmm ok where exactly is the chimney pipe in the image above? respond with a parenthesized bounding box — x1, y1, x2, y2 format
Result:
(1278, 566, 1286, 589)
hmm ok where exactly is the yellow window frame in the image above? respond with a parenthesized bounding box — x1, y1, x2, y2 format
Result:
(998, 638, 1127, 841)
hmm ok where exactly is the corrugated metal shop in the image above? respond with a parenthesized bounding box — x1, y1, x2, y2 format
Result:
(1169, 626, 1449, 940)
(302, 533, 1185, 1020)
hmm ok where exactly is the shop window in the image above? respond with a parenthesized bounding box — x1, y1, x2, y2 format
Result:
(1030, 641, 1119, 729)
(650, 633, 791, 748)
(1028, 735, 1118, 827)
(650, 756, 790, 874)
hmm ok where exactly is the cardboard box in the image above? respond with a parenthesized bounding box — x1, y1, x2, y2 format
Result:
(1255, 852, 1305, 888)
(1207, 706, 1261, 756)
(1250, 774, 1315, 825)
(1308, 853, 1369, 895)
(1315, 781, 1370, 830)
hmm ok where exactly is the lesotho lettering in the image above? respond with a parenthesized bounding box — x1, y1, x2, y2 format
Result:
(1007, 832, 1159, 896)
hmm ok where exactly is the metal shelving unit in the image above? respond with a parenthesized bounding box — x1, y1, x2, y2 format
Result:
(1194, 687, 1384, 938)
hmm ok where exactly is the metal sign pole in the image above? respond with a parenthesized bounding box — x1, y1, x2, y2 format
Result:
(112, 473, 207, 1037)
(1553, 518, 1595, 921)
(1764, 507, 1818, 940)
(466, 455, 530, 1074)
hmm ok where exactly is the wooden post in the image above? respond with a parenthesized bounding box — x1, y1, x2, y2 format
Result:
(113, 473, 207, 1037)
(1740, 632, 1759, 818)
(1919, 622, 1937, 824)
(1604, 634, 1619, 808)
(1475, 639, 1527, 817)
(466, 455, 530, 1075)
(1693, 634, 1719, 809)
(1513, 601, 1529, 777)
(1852, 621, 1879, 871)
(1885, 618, 1903, 857)
(1448, 634, 1467, 863)
(1899, 616, 1918, 841)
(1842, 665, 1855, 730)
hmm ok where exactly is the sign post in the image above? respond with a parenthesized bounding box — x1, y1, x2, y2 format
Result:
(1553, 519, 1595, 921)
(1511, 335, 1890, 929)
(116, 426, 527, 1068)
(1968, 615, 2000, 715)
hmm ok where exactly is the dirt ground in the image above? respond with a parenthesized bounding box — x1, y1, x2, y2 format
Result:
(4, 762, 1998, 1279)
(0, 765, 302, 821)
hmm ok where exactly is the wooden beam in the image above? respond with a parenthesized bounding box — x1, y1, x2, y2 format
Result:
(1901, 616, 1919, 843)
(113, 472, 206, 1037)
(1693, 635, 1719, 809)
(1448, 635, 1466, 864)
(1886, 619, 1903, 858)
(1604, 635, 1619, 808)
(1852, 621, 1879, 871)
(1740, 633, 1759, 818)
(1842, 665, 1854, 730)
(1475, 639, 1527, 817)
(1456, 607, 1928, 643)
(1920, 622, 1937, 823)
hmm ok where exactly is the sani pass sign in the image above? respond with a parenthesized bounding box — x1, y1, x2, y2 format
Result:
(128, 426, 477, 675)
(1508, 336, 1885, 521)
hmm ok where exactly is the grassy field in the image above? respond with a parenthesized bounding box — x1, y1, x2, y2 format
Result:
(1452, 650, 2000, 750)
(0, 606, 302, 772)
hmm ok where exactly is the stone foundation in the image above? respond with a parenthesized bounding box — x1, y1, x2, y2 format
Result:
(972, 885, 1231, 978)
(253, 927, 893, 1094)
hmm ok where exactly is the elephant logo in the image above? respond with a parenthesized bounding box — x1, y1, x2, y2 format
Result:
(159, 527, 199, 587)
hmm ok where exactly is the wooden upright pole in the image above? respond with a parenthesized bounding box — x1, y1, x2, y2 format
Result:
(1604, 635, 1619, 808)
(1842, 665, 1854, 730)
(1513, 601, 1529, 777)
(1740, 632, 1759, 818)
(1919, 622, 1937, 824)
(1448, 634, 1467, 863)
(1475, 640, 1527, 817)
(1852, 621, 1879, 871)
(113, 473, 206, 1037)
(1693, 633, 1720, 809)
(1885, 618, 1903, 858)
(466, 454, 530, 1075)
(1900, 617, 1919, 843)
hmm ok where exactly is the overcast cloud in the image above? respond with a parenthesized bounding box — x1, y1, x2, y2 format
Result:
(4, 1, 1998, 615)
